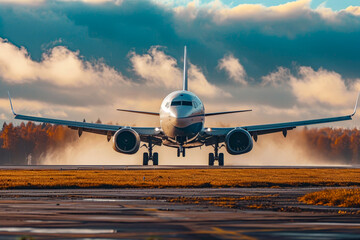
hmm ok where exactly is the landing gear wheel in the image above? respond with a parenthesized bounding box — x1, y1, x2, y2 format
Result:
(209, 153, 215, 166)
(143, 152, 149, 165)
(153, 152, 159, 165)
(177, 148, 180, 157)
(182, 148, 185, 157)
(218, 153, 224, 166)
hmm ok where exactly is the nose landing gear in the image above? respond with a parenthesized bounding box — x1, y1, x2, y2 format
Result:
(142, 138, 158, 166)
(209, 142, 225, 166)
(177, 146, 185, 157)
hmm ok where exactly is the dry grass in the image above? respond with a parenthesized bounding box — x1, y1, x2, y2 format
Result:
(299, 188, 360, 207)
(0, 169, 360, 189)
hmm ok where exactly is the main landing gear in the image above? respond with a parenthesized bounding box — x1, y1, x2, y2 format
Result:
(142, 138, 158, 166)
(209, 142, 225, 166)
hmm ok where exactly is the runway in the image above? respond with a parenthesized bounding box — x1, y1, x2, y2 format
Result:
(1, 187, 360, 239)
(0, 165, 359, 170)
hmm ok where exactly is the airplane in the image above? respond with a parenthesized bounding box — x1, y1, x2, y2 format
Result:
(7, 46, 359, 166)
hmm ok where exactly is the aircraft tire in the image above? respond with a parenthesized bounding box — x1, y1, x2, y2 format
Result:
(177, 148, 180, 157)
(209, 153, 214, 166)
(153, 152, 159, 165)
(218, 153, 224, 166)
(143, 152, 149, 165)
(182, 148, 185, 157)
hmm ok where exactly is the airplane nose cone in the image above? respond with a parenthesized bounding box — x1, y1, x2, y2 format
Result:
(170, 108, 193, 127)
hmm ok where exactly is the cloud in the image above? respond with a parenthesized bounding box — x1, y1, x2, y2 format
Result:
(0, 38, 128, 87)
(188, 63, 230, 97)
(218, 54, 247, 85)
(261, 66, 292, 87)
(213, 0, 312, 22)
(0, 0, 44, 4)
(129, 46, 229, 97)
(345, 6, 360, 16)
(129, 46, 182, 89)
(262, 66, 360, 107)
(290, 67, 359, 107)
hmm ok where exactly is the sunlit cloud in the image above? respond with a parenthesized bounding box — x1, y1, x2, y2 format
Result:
(218, 54, 247, 85)
(345, 6, 360, 16)
(262, 65, 360, 107)
(129, 46, 229, 97)
(0, 38, 128, 87)
(290, 67, 360, 107)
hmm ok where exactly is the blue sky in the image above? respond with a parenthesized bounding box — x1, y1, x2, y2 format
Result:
(0, 0, 359, 129)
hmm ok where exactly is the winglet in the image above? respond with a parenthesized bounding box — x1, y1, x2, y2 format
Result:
(7, 91, 16, 116)
(351, 92, 360, 117)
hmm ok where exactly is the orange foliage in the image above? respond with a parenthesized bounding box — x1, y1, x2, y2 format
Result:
(0, 122, 77, 165)
(298, 128, 360, 164)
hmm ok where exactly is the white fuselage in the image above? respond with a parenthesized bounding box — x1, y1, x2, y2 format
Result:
(160, 90, 204, 143)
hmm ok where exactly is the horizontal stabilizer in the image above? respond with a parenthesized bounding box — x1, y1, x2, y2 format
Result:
(117, 109, 159, 116)
(205, 109, 252, 117)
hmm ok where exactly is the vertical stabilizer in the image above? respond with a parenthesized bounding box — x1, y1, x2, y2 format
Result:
(183, 46, 188, 91)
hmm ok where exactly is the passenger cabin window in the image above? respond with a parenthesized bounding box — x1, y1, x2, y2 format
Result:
(171, 101, 193, 106)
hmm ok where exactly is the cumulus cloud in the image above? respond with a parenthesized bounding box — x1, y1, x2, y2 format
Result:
(218, 54, 247, 85)
(0, 0, 44, 4)
(345, 6, 360, 16)
(60, 0, 123, 5)
(261, 66, 292, 87)
(129, 46, 229, 97)
(129, 46, 182, 89)
(0, 38, 128, 87)
(262, 65, 360, 107)
(290, 67, 359, 107)
(188, 63, 230, 97)
(213, 0, 311, 22)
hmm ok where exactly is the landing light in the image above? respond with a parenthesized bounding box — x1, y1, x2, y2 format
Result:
(207, 128, 212, 132)
(155, 127, 160, 132)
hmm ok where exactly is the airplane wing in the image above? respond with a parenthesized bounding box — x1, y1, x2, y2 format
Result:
(8, 92, 162, 143)
(204, 94, 359, 143)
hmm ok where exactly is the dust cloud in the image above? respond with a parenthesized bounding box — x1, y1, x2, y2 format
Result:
(39, 129, 350, 166)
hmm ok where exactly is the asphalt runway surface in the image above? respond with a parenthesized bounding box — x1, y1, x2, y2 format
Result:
(1, 187, 360, 239)
(1, 165, 360, 170)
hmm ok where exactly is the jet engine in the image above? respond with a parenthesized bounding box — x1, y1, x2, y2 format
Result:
(113, 128, 140, 154)
(225, 128, 253, 155)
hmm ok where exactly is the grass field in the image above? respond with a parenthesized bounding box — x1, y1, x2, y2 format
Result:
(1, 169, 360, 189)
(299, 188, 360, 208)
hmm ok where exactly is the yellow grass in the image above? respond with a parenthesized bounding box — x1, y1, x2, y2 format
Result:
(1, 169, 360, 189)
(299, 188, 360, 207)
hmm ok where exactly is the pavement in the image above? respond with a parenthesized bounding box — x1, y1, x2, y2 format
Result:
(1, 187, 360, 239)
(0, 165, 359, 170)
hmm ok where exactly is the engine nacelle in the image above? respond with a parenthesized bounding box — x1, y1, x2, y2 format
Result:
(113, 128, 140, 154)
(225, 128, 253, 155)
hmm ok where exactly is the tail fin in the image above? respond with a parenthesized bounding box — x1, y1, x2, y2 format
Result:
(183, 46, 188, 91)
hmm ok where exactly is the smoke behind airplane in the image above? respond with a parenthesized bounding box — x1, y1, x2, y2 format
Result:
(1, 122, 358, 166)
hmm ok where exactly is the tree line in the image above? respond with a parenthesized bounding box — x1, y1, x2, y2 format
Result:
(0, 122, 360, 165)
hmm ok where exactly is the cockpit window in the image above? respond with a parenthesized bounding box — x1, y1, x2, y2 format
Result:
(171, 100, 193, 106)
(165, 102, 170, 108)
(171, 101, 181, 106)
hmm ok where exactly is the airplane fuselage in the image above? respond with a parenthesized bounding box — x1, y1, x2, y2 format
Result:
(160, 90, 204, 144)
